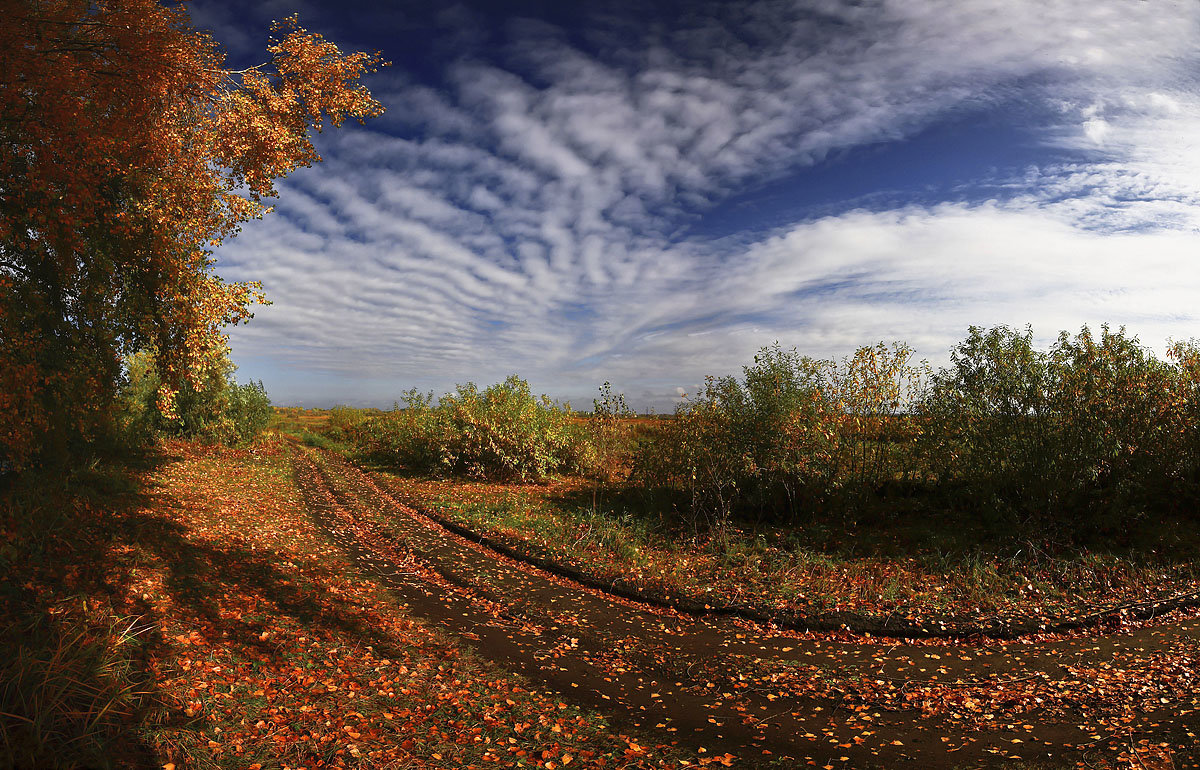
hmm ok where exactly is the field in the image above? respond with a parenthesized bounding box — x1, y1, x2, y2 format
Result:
(9, 326, 1200, 769)
(364, 468, 1200, 635)
(276, 336, 1200, 768)
(11, 2, 1200, 768)
(3, 416, 1199, 768)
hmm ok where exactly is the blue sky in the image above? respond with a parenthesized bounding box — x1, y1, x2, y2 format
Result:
(191, 0, 1200, 410)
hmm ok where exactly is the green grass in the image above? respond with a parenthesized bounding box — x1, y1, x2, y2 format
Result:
(0, 614, 151, 768)
(0, 457, 159, 769)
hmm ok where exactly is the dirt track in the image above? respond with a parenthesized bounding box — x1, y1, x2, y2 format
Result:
(290, 446, 1200, 768)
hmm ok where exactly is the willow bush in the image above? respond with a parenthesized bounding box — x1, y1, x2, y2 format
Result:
(1048, 326, 1182, 528)
(1169, 340, 1200, 496)
(919, 325, 1200, 535)
(334, 325, 1200, 540)
(342, 377, 592, 482)
(586, 382, 639, 482)
(633, 327, 1200, 538)
(633, 342, 927, 529)
(916, 325, 1056, 518)
(119, 350, 271, 447)
(827, 342, 929, 500)
(439, 377, 591, 482)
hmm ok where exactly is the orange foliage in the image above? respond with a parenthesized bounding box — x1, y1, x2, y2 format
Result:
(0, 1, 384, 467)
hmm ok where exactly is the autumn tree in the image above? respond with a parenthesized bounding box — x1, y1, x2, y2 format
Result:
(0, 0, 384, 468)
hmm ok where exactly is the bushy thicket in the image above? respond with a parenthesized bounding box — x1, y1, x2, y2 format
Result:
(337, 376, 599, 482)
(120, 350, 272, 447)
(635, 326, 1200, 538)
(634, 342, 925, 527)
(324, 325, 1200, 539)
(919, 325, 1200, 533)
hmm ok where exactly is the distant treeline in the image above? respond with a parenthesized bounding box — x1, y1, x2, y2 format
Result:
(326, 325, 1200, 541)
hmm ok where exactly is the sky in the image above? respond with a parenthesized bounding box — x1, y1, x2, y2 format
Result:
(189, 0, 1200, 411)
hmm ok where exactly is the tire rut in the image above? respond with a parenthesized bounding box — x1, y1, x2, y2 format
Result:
(290, 445, 1200, 768)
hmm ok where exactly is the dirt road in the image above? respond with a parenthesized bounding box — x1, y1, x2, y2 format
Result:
(290, 446, 1200, 768)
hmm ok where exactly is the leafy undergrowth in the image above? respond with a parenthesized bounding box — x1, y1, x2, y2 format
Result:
(0, 440, 690, 768)
(366, 471, 1200, 630)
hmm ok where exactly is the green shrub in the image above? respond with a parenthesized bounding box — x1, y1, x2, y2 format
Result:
(347, 391, 446, 472)
(221, 381, 272, 446)
(583, 382, 637, 481)
(737, 344, 839, 511)
(438, 376, 587, 482)
(327, 404, 368, 436)
(1169, 339, 1200, 496)
(118, 349, 272, 447)
(827, 342, 929, 497)
(917, 325, 1056, 518)
(633, 342, 927, 529)
(917, 324, 1193, 535)
(343, 378, 589, 482)
(633, 375, 751, 529)
(1047, 325, 1182, 528)
(330, 325, 1200, 540)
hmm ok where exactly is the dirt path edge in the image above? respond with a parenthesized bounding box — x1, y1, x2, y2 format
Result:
(358, 455, 1200, 640)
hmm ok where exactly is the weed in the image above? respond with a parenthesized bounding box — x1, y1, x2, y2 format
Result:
(0, 615, 150, 769)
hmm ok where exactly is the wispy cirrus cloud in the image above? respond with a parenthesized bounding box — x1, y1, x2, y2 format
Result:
(204, 0, 1200, 409)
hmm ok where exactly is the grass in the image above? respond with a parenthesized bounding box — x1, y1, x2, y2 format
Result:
(0, 454, 160, 769)
(268, 406, 332, 436)
(269, 407, 351, 453)
(0, 613, 150, 767)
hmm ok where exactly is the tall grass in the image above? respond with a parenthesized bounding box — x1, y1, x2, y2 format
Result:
(0, 465, 153, 769)
(0, 616, 149, 769)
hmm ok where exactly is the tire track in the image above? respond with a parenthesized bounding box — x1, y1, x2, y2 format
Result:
(290, 445, 1200, 768)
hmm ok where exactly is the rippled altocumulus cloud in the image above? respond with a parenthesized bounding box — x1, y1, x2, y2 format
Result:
(208, 0, 1200, 409)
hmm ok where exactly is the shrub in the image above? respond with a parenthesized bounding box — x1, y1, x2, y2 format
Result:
(438, 376, 587, 482)
(633, 374, 754, 530)
(327, 325, 1200, 539)
(827, 342, 928, 499)
(584, 382, 637, 481)
(342, 378, 589, 482)
(327, 405, 369, 436)
(917, 325, 1056, 517)
(633, 342, 930, 529)
(348, 391, 446, 472)
(737, 344, 839, 512)
(1168, 339, 1200, 495)
(221, 381, 272, 446)
(1047, 325, 1182, 527)
(118, 349, 272, 447)
(917, 325, 1192, 535)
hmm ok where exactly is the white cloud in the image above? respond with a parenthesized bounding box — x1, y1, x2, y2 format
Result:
(212, 0, 1200, 410)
